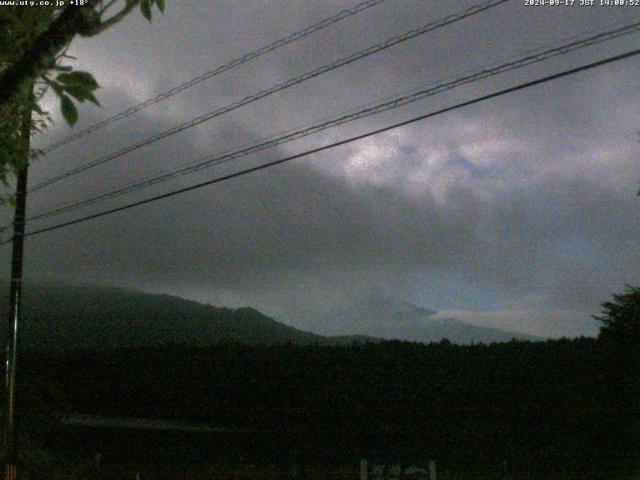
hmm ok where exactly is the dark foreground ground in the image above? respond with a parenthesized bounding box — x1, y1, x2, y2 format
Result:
(14, 338, 640, 479)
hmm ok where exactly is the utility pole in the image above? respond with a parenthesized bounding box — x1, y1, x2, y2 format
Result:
(3, 92, 32, 480)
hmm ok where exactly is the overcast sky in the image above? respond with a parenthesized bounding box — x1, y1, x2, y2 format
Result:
(3, 0, 640, 338)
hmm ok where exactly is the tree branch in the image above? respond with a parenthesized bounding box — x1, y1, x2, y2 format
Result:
(86, 0, 141, 37)
(99, 0, 120, 16)
(0, 1, 100, 111)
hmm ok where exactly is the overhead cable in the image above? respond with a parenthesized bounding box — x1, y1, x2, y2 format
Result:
(29, 0, 509, 193)
(39, 0, 389, 154)
(26, 20, 640, 223)
(14, 46, 640, 241)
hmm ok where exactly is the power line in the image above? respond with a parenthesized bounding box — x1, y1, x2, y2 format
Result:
(29, 15, 639, 223)
(29, 0, 509, 193)
(25, 20, 640, 223)
(14, 46, 640, 242)
(39, 0, 389, 155)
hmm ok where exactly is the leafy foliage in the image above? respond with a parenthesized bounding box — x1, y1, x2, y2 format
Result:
(0, 0, 166, 200)
(0, 7, 54, 187)
(45, 69, 101, 126)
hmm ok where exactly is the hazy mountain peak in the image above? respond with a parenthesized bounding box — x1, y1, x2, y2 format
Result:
(286, 290, 538, 343)
(355, 293, 437, 318)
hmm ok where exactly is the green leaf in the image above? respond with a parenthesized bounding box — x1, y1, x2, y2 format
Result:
(56, 71, 99, 90)
(155, 0, 165, 13)
(141, 0, 152, 20)
(54, 64, 72, 72)
(61, 84, 100, 106)
(49, 80, 64, 96)
(63, 85, 88, 102)
(84, 91, 101, 107)
(60, 95, 78, 127)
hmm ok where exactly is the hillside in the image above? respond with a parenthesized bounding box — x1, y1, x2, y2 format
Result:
(14, 285, 536, 351)
(18, 285, 330, 351)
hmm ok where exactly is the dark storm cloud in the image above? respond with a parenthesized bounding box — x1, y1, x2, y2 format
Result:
(5, 0, 639, 336)
(22, 114, 477, 284)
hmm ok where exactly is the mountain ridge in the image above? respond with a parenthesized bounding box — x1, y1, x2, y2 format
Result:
(8, 284, 539, 351)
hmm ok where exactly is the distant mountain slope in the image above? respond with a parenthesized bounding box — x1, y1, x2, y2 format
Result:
(292, 293, 541, 344)
(12, 285, 538, 351)
(17, 285, 333, 352)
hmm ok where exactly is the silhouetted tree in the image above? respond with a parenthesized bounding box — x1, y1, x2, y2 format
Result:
(593, 286, 640, 468)
(594, 285, 640, 351)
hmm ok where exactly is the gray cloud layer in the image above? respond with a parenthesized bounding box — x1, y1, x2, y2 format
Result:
(3, 0, 639, 337)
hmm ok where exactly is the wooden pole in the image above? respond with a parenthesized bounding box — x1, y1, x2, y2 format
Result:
(3, 93, 31, 480)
